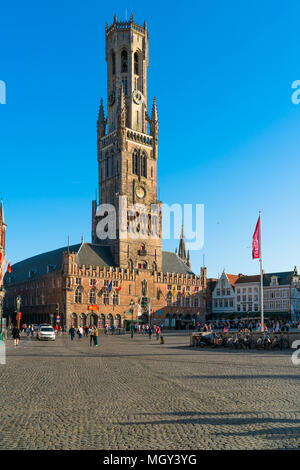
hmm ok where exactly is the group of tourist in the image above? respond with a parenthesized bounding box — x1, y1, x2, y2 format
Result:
(198, 318, 300, 333)
(68, 325, 99, 346)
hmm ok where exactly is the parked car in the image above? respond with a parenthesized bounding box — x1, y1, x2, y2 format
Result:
(37, 325, 55, 341)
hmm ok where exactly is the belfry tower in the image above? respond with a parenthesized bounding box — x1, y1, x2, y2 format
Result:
(92, 14, 162, 271)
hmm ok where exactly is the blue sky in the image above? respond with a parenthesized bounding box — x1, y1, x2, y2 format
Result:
(0, 0, 300, 278)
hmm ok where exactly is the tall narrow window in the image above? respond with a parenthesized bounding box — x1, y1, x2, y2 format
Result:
(132, 150, 139, 175)
(122, 79, 128, 96)
(112, 51, 115, 75)
(134, 52, 139, 75)
(141, 152, 147, 177)
(121, 50, 128, 73)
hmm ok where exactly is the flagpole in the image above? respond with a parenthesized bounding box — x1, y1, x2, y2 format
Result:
(259, 211, 264, 331)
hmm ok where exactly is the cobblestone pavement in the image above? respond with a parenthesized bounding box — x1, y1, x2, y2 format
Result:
(0, 332, 299, 450)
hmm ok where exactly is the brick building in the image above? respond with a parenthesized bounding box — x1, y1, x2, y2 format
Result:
(3, 15, 207, 329)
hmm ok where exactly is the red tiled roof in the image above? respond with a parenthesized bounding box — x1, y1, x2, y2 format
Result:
(234, 275, 260, 284)
(226, 274, 240, 286)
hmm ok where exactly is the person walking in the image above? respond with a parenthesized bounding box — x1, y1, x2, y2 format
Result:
(93, 325, 99, 347)
(12, 325, 20, 346)
(78, 326, 83, 339)
(26, 325, 31, 337)
(148, 325, 152, 340)
(69, 326, 75, 341)
(155, 325, 161, 340)
(89, 326, 94, 346)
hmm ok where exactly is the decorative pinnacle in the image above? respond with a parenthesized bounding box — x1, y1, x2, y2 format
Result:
(120, 84, 125, 109)
(0, 197, 4, 223)
(151, 97, 158, 122)
(114, 13, 117, 23)
(144, 20, 147, 29)
(130, 12, 134, 22)
(97, 98, 105, 124)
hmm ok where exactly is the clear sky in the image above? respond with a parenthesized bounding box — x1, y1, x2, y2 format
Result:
(1, 0, 300, 278)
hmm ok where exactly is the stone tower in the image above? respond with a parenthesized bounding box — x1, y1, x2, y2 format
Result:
(92, 14, 162, 271)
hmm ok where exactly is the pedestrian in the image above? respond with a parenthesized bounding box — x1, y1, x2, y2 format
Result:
(89, 326, 94, 346)
(30, 324, 34, 337)
(78, 326, 83, 339)
(148, 326, 152, 340)
(26, 325, 31, 337)
(54, 324, 59, 335)
(155, 325, 160, 340)
(69, 326, 75, 341)
(93, 325, 99, 346)
(12, 325, 20, 346)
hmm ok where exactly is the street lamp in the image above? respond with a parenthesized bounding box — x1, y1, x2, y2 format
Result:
(130, 299, 134, 339)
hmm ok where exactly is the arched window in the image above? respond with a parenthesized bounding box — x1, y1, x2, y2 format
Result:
(132, 150, 139, 175)
(71, 313, 78, 328)
(110, 150, 114, 176)
(115, 314, 122, 328)
(89, 289, 96, 305)
(74, 287, 82, 304)
(112, 292, 119, 305)
(141, 152, 147, 177)
(79, 313, 86, 327)
(176, 293, 182, 307)
(112, 51, 116, 75)
(134, 52, 139, 75)
(138, 261, 147, 270)
(121, 50, 128, 73)
(105, 152, 109, 178)
(152, 261, 157, 272)
(167, 292, 172, 307)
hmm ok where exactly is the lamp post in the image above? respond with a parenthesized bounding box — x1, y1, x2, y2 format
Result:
(130, 299, 134, 339)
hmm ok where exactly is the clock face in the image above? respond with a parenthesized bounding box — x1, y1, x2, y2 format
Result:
(132, 90, 143, 105)
(136, 186, 145, 199)
(108, 91, 115, 106)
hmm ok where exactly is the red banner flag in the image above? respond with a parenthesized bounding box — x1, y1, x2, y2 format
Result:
(252, 216, 261, 259)
(6, 262, 12, 273)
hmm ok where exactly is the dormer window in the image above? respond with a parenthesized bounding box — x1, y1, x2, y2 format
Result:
(28, 269, 38, 278)
(47, 264, 56, 273)
(271, 276, 278, 286)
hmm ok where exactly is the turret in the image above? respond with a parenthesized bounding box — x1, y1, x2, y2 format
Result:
(150, 97, 159, 159)
(178, 225, 187, 262)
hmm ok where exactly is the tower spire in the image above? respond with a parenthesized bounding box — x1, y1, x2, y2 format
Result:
(0, 196, 4, 224)
(151, 97, 158, 123)
(178, 225, 187, 262)
(97, 98, 105, 124)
